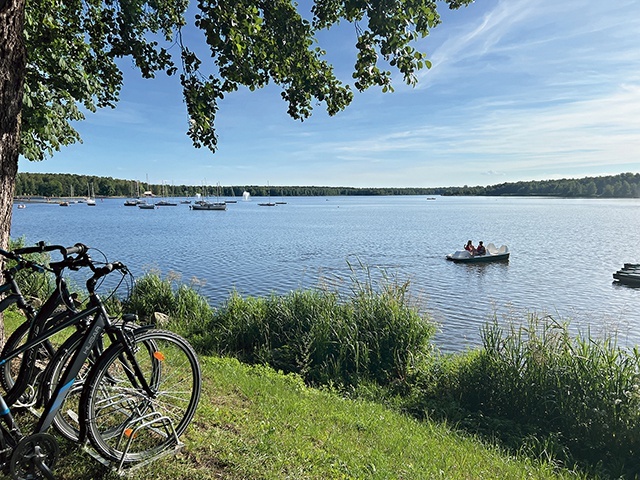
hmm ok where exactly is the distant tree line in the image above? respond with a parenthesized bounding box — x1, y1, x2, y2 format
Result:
(13, 172, 640, 198)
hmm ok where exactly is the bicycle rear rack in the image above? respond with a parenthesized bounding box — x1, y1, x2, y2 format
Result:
(84, 411, 183, 475)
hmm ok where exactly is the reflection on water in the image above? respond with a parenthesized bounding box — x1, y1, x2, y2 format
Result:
(10, 196, 640, 352)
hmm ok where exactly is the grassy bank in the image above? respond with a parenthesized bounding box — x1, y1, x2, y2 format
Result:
(4, 309, 575, 478)
(47, 355, 578, 480)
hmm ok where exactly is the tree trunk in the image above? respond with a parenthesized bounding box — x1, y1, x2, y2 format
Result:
(0, 0, 27, 345)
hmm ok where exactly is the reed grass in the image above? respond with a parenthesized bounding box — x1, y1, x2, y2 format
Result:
(123, 269, 213, 331)
(187, 264, 436, 388)
(393, 314, 640, 477)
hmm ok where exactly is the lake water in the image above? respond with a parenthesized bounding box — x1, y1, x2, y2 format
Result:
(10, 196, 640, 352)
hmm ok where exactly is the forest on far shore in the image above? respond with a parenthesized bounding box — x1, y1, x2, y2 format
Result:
(13, 171, 640, 199)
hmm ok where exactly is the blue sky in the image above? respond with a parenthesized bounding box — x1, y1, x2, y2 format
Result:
(19, 0, 640, 188)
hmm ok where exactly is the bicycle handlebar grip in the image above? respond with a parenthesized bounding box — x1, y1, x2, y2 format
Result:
(65, 243, 88, 256)
(12, 241, 48, 255)
(0, 248, 16, 260)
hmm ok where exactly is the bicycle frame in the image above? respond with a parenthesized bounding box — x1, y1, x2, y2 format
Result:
(35, 305, 110, 434)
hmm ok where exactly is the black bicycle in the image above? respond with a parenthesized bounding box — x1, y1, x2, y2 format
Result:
(0, 243, 201, 479)
(0, 242, 82, 409)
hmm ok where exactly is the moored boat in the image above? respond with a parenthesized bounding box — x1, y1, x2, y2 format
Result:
(613, 264, 640, 286)
(446, 243, 510, 263)
(190, 201, 226, 211)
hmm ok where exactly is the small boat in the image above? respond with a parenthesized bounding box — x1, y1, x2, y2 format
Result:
(138, 201, 156, 209)
(226, 187, 238, 203)
(613, 264, 640, 286)
(191, 182, 227, 210)
(156, 182, 178, 206)
(446, 243, 510, 263)
(17, 204, 26, 209)
(190, 201, 227, 211)
(59, 201, 69, 207)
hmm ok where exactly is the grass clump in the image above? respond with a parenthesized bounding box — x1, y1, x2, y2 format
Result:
(193, 279, 435, 389)
(123, 270, 213, 332)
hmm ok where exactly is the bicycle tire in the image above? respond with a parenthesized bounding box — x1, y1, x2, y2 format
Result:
(82, 329, 201, 463)
(0, 321, 55, 406)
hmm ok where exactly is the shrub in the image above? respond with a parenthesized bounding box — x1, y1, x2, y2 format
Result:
(123, 270, 213, 334)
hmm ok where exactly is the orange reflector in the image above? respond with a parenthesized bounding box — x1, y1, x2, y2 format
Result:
(153, 351, 166, 361)
(124, 428, 134, 438)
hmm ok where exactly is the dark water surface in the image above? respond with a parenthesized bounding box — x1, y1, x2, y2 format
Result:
(10, 196, 640, 351)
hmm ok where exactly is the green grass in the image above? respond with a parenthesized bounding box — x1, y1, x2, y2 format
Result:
(49, 356, 580, 480)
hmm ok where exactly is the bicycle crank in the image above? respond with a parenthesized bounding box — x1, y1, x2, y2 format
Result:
(9, 433, 59, 480)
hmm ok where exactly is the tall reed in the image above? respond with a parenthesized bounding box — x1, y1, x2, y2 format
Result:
(414, 314, 640, 476)
(191, 262, 436, 388)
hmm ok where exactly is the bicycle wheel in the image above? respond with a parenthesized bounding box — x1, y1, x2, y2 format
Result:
(82, 329, 201, 464)
(0, 321, 55, 406)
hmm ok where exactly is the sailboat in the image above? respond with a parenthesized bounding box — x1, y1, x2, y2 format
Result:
(190, 183, 227, 211)
(124, 181, 144, 206)
(225, 186, 237, 203)
(276, 188, 287, 205)
(86, 183, 96, 206)
(156, 182, 178, 206)
(138, 175, 157, 209)
(258, 182, 276, 207)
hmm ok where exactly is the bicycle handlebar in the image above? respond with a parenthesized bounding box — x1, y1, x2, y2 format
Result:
(1, 240, 127, 287)
(2, 242, 88, 259)
(1, 242, 90, 276)
(86, 262, 128, 293)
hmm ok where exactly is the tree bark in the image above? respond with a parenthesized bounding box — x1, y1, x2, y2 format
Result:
(0, 0, 27, 345)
